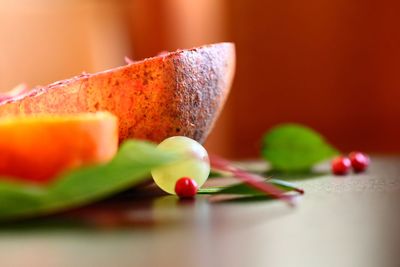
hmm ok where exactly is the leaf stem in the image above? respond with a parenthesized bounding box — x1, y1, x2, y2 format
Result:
(209, 155, 301, 206)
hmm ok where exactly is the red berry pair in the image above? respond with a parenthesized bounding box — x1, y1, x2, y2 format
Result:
(331, 152, 370, 175)
(175, 177, 199, 198)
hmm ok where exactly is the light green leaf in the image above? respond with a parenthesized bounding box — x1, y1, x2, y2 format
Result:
(262, 124, 338, 172)
(0, 140, 178, 221)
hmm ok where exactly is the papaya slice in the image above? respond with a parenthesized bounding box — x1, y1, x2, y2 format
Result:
(0, 42, 235, 143)
(0, 112, 118, 183)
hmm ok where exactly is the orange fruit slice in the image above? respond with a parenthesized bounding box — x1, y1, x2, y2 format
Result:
(0, 112, 118, 184)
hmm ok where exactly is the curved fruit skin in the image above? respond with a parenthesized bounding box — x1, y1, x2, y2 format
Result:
(151, 136, 210, 195)
(175, 177, 198, 198)
(0, 83, 29, 104)
(0, 43, 235, 144)
(0, 112, 118, 183)
(331, 156, 351, 175)
(349, 151, 370, 173)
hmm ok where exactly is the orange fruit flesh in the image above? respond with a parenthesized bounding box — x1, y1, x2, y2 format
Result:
(0, 112, 118, 184)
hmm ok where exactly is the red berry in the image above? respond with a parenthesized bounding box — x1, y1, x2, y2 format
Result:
(175, 177, 198, 198)
(349, 151, 370, 173)
(331, 156, 351, 175)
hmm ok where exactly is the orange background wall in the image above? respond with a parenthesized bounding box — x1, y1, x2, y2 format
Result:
(1, 0, 399, 158)
(223, 0, 400, 158)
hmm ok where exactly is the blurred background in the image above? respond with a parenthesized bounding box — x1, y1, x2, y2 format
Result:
(0, 0, 399, 158)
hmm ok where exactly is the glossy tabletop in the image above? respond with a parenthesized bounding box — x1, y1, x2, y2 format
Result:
(0, 157, 399, 267)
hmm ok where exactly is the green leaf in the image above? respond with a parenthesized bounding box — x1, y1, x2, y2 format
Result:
(0, 140, 178, 221)
(262, 124, 338, 172)
(198, 179, 302, 196)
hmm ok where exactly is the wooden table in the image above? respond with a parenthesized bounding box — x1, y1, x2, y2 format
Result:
(0, 157, 399, 267)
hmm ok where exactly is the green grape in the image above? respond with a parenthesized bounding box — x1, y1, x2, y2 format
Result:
(151, 136, 210, 194)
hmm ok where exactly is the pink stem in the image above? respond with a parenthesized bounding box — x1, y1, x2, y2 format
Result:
(209, 154, 298, 206)
(124, 56, 135, 64)
(293, 187, 305, 195)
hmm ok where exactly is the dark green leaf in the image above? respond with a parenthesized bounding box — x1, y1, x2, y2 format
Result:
(219, 195, 276, 203)
(198, 179, 302, 196)
(209, 171, 224, 178)
(262, 123, 338, 172)
(0, 140, 178, 221)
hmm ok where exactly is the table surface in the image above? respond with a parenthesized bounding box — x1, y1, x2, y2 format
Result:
(0, 157, 399, 267)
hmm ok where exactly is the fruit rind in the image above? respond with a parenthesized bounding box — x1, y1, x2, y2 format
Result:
(0, 43, 235, 144)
